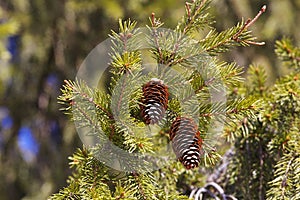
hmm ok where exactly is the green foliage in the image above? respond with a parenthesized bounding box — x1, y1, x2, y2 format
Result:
(275, 38, 300, 71)
(199, 21, 259, 55)
(222, 38, 300, 200)
(52, 0, 265, 198)
(267, 134, 300, 200)
(176, 0, 214, 34)
(2, 0, 300, 199)
(109, 19, 142, 77)
(50, 148, 113, 200)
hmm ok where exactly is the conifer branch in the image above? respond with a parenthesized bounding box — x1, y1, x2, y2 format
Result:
(246, 65, 267, 96)
(275, 38, 300, 69)
(150, 1, 212, 67)
(63, 79, 113, 119)
(224, 39, 300, 199)
(116, 74, 128, 118)
(123, 172, 159, 199)
(280, 156, 294, 197)
(132, 172, 147, 200)
(180, 74, 215, 104)
(201, 5, 266, 55)
(149, 12, 166, 64)
(200, 100, 256, 119)
(267, 151, 300, 199)
(232, 5, 266, 45)
(58, 80, 112, 141)
(177, 0, 214, 34)
(109, 19, 142, 77)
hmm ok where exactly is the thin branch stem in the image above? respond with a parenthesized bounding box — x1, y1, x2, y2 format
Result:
(132, 172, 147, 200)
(182, 0, 209, 35)
(181, 77, 215, 103)
(150, 13, 165, 64)
(72, 101, 100, 131)
(232, 5, 266, 45)
(280, 156, 295, 198)
(116, 74, 128, 118)
(201, 105, 254, 118)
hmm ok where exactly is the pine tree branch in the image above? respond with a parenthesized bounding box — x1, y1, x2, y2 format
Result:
(280, 156, 294, 198)
(275, 38, 300, 69)
(246, 65, 267, 96)
(64, 80, 114, 119)
(116, 74, 128, 118)
(109, 19, 142, 76)
(177, 0, 213, 34)
(182, 0, 211, 34)
(150, 1, 212, 67)
(200, 99, 256, 119)
(132, 172, 147, 200)
(278, 43, 300, 61)
(150, 13, 165, 64)
(232, 5, 266, 45)
(201, 5, 266, 55)
(201, 143, 222, 166)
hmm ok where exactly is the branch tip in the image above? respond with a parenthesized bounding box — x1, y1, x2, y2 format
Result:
(261, 5, 267, 13)
(64, 79, 72, 88)
(151, 12, 155, 25)
(232, 5, 267, 44)
(185, 2, 191, 19)
(246, 5, 267, 29)
(247, 41, 265, 46)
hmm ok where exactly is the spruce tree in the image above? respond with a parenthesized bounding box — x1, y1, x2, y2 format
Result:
(51, 0, 267, 199)
(209, 38, 299, 200)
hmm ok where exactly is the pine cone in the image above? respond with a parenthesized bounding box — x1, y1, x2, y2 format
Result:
(169, 117, 202, 169)
(141, 78, 169, 124)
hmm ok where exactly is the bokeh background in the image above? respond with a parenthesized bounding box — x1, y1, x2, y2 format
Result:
(0, 0, 299, 199)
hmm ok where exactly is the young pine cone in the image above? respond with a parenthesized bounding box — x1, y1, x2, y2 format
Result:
(140, 78, 169, 125)
(169, 117, 203, 169)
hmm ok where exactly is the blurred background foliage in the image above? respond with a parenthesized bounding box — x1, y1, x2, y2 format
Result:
(0, 0, 299, 199)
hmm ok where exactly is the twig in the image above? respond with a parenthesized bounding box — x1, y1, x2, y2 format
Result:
(185, 2, 191, 20)
(150, 12, 156, 26)
(182, 0, 209, 35)
(132, 172, 147, 200)
(280, 156, 295, 198)
(150, 12, 164, 64)
(245, 5, 267, 30)
(232, 5, 267, 45)
(64, 80, 114, 119)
